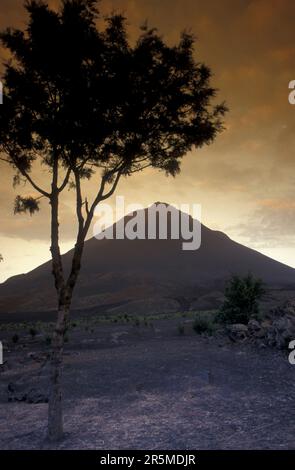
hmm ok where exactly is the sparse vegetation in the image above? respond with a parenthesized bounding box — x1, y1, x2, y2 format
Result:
(193, 312, 217, 336)
(29, 327, 37, 339)
(177, 323, 185, 335)
(217, 273, 265, 325)
(45, 336, 52, 346)
(12, 333, 19, 344)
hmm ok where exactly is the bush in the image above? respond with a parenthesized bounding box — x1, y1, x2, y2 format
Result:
(177, 323, 185, 335)
(12, 333, 19, 343)
(45, 335, 52, 346)
(193, 312, 216, 335)
(29, 327, 37, 339)
(218, 273, 265, 325)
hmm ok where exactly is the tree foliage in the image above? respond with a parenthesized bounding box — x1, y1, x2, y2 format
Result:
(218, 273, 265, 325)
(14, 195, 40, 215)
(0, 0, 226, 214)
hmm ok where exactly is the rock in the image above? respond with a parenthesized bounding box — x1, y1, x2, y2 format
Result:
(26, 388, 48, 404)
(269, 300, 295, 319)
(26, 351, 49, 362)
(8, 382, 48, 404)
(265, 314, 295, 350)
(7, 360, 50, 404)
(227, 324, 248, 342)
(253, 329, 265, 339)
(0, 361, 10, 372)
(248, 319, 260, 333)
(263, 300, 295, 349)
(248, 319, 266, 339)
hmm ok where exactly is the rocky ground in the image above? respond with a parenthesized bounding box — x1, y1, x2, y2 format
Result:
(0, 313, 294, 450)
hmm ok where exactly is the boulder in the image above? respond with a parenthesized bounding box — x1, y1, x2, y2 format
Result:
(227, 323, 248, 342)
(265, 315, 295, 350)
(248, 319, 266, 338)
(268, 299, 295, 319)
(248, 319, 260, 333)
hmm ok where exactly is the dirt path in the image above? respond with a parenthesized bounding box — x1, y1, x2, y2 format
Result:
(0, 321, 294, 449)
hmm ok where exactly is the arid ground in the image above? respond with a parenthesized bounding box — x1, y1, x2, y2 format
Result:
(0, 314, 294, 450)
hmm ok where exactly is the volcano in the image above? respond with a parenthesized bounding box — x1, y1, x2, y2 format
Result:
(0, 203, 294, 316)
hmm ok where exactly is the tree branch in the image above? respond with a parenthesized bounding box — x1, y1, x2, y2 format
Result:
(50, 155, 66, 300)
(0, 153, 51, 198)
(19, 167, 51, 198)
(100, 170, 123, 200)
(73, 169, 85, 236)
(58, 167, 72, 193)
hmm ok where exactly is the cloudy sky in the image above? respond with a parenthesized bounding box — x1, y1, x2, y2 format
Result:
(0, 0, 295, 282)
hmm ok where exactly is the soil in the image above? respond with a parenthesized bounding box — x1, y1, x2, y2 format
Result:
(0, 317, 294, 450)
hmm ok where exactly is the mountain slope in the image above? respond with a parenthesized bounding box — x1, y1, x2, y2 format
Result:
(0, 203, 294, 315)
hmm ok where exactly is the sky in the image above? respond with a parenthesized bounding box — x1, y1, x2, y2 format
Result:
(0, 0, 295, 282)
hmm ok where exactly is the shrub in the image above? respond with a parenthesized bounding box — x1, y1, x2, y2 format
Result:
(218, 273, 265, 325)
(29, 327, 37, 339)
(45, 335, 52, 346)
(193, 312, 216, 335)
(177, 323, 185, 335)
(12, 333, 19, 343)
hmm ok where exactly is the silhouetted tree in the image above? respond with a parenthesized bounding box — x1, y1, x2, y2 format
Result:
(0, 0, 226, 441)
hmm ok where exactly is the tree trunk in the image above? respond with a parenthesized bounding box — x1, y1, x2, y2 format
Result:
(47, 242, 84, 442)
(47, 162, 91, 441)
(48, 301, 69, 442)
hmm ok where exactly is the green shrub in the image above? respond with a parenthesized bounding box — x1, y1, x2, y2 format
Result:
(193, 312, 216, 335)
(218, 273, 265, 325)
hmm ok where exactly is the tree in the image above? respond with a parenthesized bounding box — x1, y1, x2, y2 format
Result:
(0, 0, 226, 441)
(218, 273, 265, 325)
